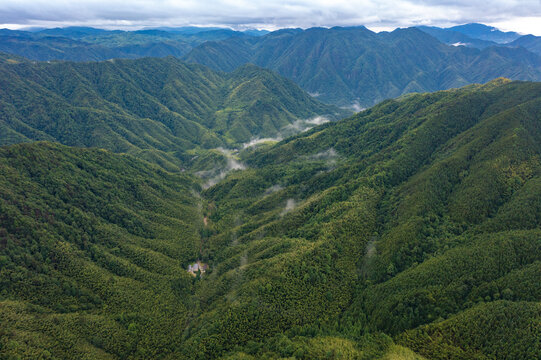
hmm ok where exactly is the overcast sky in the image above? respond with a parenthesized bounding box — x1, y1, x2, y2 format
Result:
(1, 0, 540, 35)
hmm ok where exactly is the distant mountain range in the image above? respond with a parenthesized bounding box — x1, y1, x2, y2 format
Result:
(0, 26, 265, 61)
(417, 23, 541, 56)
(183, 26, 541, 107)
(1, 24, 540, 108)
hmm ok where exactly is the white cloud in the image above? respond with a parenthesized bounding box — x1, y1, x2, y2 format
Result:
(0, 0, 539, 35)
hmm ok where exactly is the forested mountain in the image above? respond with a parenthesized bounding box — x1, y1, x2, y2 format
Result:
(0, 55, 342, 170)
(509, 35, 541, 55)
(183, 78, 541, 358)
(0, 27, 259, 61)
(1, 79, 540, 359)
(417, 25, 541, 56)
(3, 24, 540, 109)
(183, 26, 541, 107)
(0, 142, 203, 358)
(446, 23, 521, 43)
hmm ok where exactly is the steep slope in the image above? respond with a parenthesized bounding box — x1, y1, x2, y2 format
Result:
(1, 80, 540, 359)
(509, 34, 541, 55)
(184, 27, 541, 107)
(0, 55, 342, 170)
(180, 79, 541, 358)
(0, 142, 202, 359)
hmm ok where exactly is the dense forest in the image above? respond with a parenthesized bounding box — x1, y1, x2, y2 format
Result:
(1, 78, 539, 359)
(1, 24, 541, 109)
(0, 54, 343, 171)
(183, 27, 541, 107)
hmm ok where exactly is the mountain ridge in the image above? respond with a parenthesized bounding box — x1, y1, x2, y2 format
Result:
(183, 26, 541, 107)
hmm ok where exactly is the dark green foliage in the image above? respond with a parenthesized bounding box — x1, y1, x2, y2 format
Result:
(399, 301, 540, 360)
(0, 142, 201, 358)
(1, 79, 541, 359)
(184, 27, 541, 107)
(181, 79, 541, 358)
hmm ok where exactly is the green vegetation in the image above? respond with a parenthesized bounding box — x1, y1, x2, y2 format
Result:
(0, 142, 202, 358)
(0, 55, 342, 171)
(0, 27, 260, 61)
(1, 79, 540, 359)
(184, 27, 541, 107)
(181, 79, 541, 358)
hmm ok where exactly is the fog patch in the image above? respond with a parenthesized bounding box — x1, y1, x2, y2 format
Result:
(242, 136, 282, 149)
(197, 147, 246, 189)
(282, 116, 330, 137)
(305, 116, 330, 126)
(310, 148, 338, 160)
(281, 198, 297, 216)
(309, 147, 340, 170)
(264, 184, 284, 195)
(343, 100, 364, 113)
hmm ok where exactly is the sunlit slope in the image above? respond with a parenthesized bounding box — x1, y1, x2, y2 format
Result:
(184, 79, 541, 358)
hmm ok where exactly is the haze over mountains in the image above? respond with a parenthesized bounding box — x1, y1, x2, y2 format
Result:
(183, 26, 541, 107)
(0, 19, 540, 360)
(0, 26, 267, 61)
(2, 23, 541, 108)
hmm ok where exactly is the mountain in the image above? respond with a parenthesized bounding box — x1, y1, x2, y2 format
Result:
(416, 25, 498, 48)
(0, 27, 265, 61)
(182, 78, 541, 358)
(0, 142, 203, 359)
(508, 34, 541, 55)
(1, 79, 539, 359)
(183, 26, 541, 107)
(417, 25, 541, 56)
(0, 55, 342, 171)
(448, 23, 521, 43)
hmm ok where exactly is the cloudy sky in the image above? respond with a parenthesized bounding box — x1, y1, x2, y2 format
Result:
(1, 0, 540, 35)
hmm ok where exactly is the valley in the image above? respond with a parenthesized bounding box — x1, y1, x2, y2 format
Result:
(0, 17, 540, 360)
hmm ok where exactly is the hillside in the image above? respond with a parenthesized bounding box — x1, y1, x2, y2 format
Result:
(183, 26, 541, 107)
(1, 80, 540, 359)
(183, 79, 541, 358)
(509, 35, 541, 55)
(0, 55, 342, 170)
(0, 142, 203, 358)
